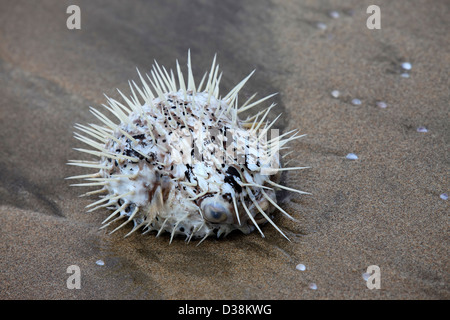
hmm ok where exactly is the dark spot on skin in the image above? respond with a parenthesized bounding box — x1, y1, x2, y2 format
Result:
(133, 134, 146, 140)
(125, 148, 145, 160)
(224, 175, 242, 193)
(226, 166, 241, 178)
(222, 193, 232, 203)
(224, 166, 242, 193)
(184, 164, 193, 182)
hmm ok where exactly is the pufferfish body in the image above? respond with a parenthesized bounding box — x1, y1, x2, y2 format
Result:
(67, 52, 309, 243)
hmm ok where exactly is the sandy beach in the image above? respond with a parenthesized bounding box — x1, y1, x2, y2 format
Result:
(0, 0, 448, 299)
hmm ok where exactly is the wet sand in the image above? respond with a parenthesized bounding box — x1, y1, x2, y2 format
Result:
(0, 0, 448, 299)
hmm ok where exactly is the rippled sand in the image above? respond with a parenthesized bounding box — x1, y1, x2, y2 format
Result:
(0, 0, 448, 299)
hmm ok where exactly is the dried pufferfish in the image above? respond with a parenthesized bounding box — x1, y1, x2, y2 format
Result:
(67, 51, 309, 243)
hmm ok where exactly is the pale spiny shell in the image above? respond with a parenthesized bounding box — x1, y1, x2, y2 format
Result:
(67, 51, 309, 243)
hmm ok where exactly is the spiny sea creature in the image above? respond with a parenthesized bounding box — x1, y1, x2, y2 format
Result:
(67, 51, 309, 243)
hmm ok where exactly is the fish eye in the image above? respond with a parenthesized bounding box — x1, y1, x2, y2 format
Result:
(202, 198, 232, 223)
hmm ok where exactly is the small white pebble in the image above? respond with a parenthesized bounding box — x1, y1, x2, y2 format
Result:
(401, 62, 412, 70)
(362, 273, 371, 281)
(401, 73, 410, 78)
(440, 193, 448, 200)
(417, 126, 428, 133)
(309, 283, 317, 290)
(351, 98, 361, 105)
(329, 11, 340, 19)
(296, 264, 306, 271)
(316, 22, 327, 30)
(95, 260, 105, 266)
(346, 153, 358, 160)
(376, 101, 387, 109)
(331, 90, 340, 98)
